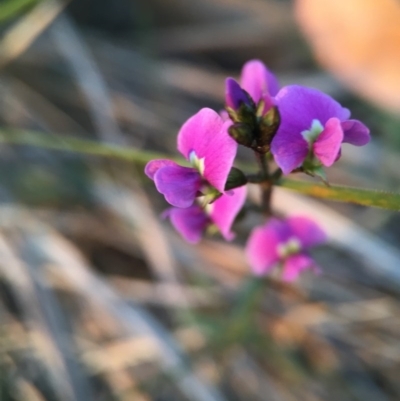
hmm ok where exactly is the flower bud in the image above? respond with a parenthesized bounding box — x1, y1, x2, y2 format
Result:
(228, 123, 254, 147)
(225, 78, 256, 125)
(256, 106, 280, 153)
(225, 78, 252, 111)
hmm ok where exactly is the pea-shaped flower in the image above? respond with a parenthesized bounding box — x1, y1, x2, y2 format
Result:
(164, 186, 247, 244)
(246, 216, 326, 282)
(145, 108, 237, 208)
(271, 85, 370, 175)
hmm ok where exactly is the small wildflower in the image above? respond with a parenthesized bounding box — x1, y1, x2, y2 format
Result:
(271, 85, 370, 175)
(246, 216, 326, 282)
(145, 108, 237, 208)
(164, 186, 247, 243)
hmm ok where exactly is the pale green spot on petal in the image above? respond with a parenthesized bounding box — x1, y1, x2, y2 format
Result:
(277, 237, 301, 258)
(189, 151, 205, 175)
(301, 119, 324, 144)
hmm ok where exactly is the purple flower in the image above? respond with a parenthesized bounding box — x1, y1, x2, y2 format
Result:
(164, 186, 247, 244)
(145, 108, 237, 208)
(225, 60, 279, 115)
(270, 85, 370, 175)
(246, 216, 326, 282)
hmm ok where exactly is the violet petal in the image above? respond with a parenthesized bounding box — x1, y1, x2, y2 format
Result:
(341, 119, 371, 146)
(154, 165, 202, 208)
(164, 206, 209, 244)
(287, 216, 327, 249)
(270, 133, 309, 175)
(225, 78, 251, 110)
(274, 85, 350, 134)
(145, 159, 177, 180)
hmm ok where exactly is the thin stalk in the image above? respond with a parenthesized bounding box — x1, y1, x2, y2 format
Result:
(0, 129, 185, 165)
(0, 129, 398, 210)
(254, 151, 273, 216)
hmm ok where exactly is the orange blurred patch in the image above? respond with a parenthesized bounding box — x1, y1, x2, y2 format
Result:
(295, 0, 400, 113)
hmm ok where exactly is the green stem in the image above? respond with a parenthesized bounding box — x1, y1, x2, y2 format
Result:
(1, 129, 399, 211)
(0, 129, 185, 165)
(246, 173, 266, 184)
(254, 151, 269, 178)
(254, 151, 273, 216)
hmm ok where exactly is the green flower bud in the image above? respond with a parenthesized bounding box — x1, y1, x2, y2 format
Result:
(228, 123, 254, 148)
(256, 106, 280, 152)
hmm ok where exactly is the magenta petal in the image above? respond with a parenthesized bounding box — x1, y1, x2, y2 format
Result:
(177, 108, 237, 192)
(246, 221, 282, 276)
(282, 254, 316, 282)
(313, 117, 344, 166)
(260, 93, 275, 115)
(270, 134, 309, 175)
(240, 59, 280, 101)
(210, 186, 247, 241)
(225, 78, 251, 110)
(145, 159, 177, 180)
(154, 165, 201, 208)
(164, 206, 208, 244)
(341, 119, 371, 146)
(219, 110, 229, 121)
(287, 216, 327, 249)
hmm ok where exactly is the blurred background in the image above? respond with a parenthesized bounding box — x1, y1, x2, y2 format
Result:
(1, 0, 400, 400)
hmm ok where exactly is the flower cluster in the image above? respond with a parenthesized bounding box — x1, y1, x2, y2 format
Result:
(145, 108, 247, 243)
(145, 59, 370, 282)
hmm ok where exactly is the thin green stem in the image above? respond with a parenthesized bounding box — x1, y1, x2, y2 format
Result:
(254, 151, 269, 178)
(254, 151, 273, 216)
(1, 129, 399, 210)
(246, 173, 266, 184)
(0, 129, 185, 165)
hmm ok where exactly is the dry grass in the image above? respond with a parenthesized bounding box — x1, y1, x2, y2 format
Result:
(0, 1, 400, 400)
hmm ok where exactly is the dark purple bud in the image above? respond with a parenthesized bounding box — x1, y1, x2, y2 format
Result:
(225, 78, 253, 111)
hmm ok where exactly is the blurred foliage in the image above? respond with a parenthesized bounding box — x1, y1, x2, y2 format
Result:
(0, 0, 41, 24)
